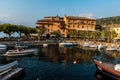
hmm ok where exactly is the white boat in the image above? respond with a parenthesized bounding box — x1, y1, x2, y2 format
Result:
(82, 42, 91, 47)
(4, 48, 35, 57)
(43, 44, 48, 47)
(106, 46, 118, 51)
(59, 42, 77, 47)
(89, 44, 98, 48)
(0, 61, 24, 80)
(97, 44, 106, 50)
(0, 44, 7, 49)
(15, 43, 28, 48)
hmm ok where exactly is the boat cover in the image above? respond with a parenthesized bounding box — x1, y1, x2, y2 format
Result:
(114, 64, 120, 72)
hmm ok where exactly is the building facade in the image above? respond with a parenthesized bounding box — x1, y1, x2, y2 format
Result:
(111, 24, 120, 38)
(36, 15, 96, 37)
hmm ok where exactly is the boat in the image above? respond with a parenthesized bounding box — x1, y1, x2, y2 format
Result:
(106, 46, 118, 51)
(43, 43, 48, 47)
(94, 59, 120, 79)
(15, 43, 28, 48)
(94, 70, 117, 80)
(0, 44, 7, 49)
(0, 60, 24, 80)
(59, 42, 77, 47)
(4, 48, 35, 57)
(89, 44, 98, 49)
(82, 42, 91, 47)
(97, 44, 106, 50)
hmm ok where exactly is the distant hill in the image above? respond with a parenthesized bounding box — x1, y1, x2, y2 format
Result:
(96, 16, 120, 26)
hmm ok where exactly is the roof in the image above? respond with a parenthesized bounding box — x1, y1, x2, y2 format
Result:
(65, 16, 95, 21)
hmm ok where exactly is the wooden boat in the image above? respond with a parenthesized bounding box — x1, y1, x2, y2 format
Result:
(0, 61, 24, 80)
(4, 48, 35, 57)
(94, 59, 120, 79)
(94, 70, 117, 80)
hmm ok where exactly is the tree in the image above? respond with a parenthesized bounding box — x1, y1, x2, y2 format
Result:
(51, 30, 61, 38)
(90, 31, 101, 41)
(37, 25, 46, 40)
(111, 30, 117, 40)
(1, 23, 13, 37)
(0, 24, 4, 32)
(102, 29, 111, 42)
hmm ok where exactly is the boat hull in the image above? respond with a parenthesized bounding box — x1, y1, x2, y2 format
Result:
(5, 68, 24, 80)
(0, 61, 24, 80)
(4, 49, 35, 57)
(94, 60, 120, 79)
(0, 44, 7, 49)
(59, 42, 77, 47)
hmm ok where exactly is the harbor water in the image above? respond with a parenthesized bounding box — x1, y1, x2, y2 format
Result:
(0, 44, 120, 80)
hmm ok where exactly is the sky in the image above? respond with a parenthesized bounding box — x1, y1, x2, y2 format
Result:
(0, 0, 120, 27)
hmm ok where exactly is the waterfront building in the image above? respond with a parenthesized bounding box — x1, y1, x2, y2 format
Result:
(111, 24, 120, 38)
(36, 15, 96, 37)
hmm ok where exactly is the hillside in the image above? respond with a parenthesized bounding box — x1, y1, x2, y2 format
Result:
(96, 16, 120, 26)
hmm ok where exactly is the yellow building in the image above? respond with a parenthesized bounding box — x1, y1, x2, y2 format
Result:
(111, 24, 120, 38)
(36, 15, 96, 37)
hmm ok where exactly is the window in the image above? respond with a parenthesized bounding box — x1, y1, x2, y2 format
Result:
(82, 25, 84, 28)
(48, 29, 49, 32)
(68, 25, 70, 27)
(81, 20, 84, 24)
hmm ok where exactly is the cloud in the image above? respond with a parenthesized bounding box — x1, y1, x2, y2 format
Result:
(78, 13, 94, 18)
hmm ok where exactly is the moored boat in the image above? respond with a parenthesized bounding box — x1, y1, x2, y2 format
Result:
(97, 44, 106, 50)
(106, 46, 118, 51)
(43, 43, 48, 47)
(59, 42, 77, 47)
(94, 59, 120, 79)
(82, 42, 91, 47)
(0, 60, 24, 80)
(15, 43, 28, 48)
(89, 44, 98, 49)
(0, 44, 7, 49)
(4, 48, 35, 57)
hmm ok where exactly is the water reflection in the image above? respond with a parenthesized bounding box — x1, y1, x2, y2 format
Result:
(94, 70, 119, 80)
(38, 46, 100, 64)
(0, 45, 120, 80)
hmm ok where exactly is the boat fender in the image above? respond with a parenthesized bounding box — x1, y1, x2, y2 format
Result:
(114, 64, 120, 72)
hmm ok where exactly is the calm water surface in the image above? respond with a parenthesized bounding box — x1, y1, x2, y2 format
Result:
(0, 45, 120, 80)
